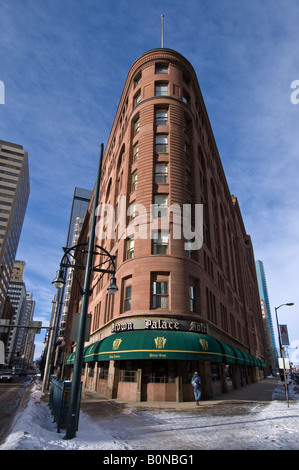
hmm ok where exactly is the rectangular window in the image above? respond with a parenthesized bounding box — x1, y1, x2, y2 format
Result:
(131, 170, 137, 191)
(182, 89, 190, 105)
(134, 71, 142, 85)
(189, 286, 195, 312)
(99, 362, 109, 379)
(155, 134, 168, 153)
(133, 143, 138, 162)
(155, 109, 168, 126)
(124, 285, 132, 311)
(152, 281, 168, 309)
(155, 63, 168, 74)
(154, 163, 168, 184)
(134, 118, 140, 135)
(206, 288, 217, 324)
(119, 369, 138, 383)
(155, 82, 168, 96)
(128, 201, 136, 221)
(153, 194, 168, 218)
(134, 90, 141, 106)
(152, 231, 169, 254)
(126, 237, 134, 259)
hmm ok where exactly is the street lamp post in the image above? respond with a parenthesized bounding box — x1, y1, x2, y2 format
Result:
(52, 144, 118, 439)
(42, 267, 66, 393)
(275, 302, 294, 407)
(42, 284, 63, 393)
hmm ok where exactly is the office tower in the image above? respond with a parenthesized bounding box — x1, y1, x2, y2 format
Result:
(6, 261, 36, 367)
(65, 187, 92, 249)
(58, 187, 92, 336)
(255, 260, 278, 373)
(6, 261, 27, 365)
(53, 189, 91, 370)
(64, 48, 268, 402)
(58, 216, 84, 339)
(0, 140, 30, 316)
(22, 292, 36, 366)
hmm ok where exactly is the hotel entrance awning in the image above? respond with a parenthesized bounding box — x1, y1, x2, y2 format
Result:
(83, 330, 224, 362)
(65, 331, 264, 367)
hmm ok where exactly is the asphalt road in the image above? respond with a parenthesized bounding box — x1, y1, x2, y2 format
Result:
(0, 376, 33, 445)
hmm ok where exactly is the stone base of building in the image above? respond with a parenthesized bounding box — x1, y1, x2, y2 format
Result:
(67, 359, 265, 403)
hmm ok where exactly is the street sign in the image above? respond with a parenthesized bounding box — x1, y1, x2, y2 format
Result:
(280, 324, 290, 345)
(28, 321, 42, 334)
(0, 320, 42, 334)
(278, 357, 290, 370)
(71, 313, 91, 342)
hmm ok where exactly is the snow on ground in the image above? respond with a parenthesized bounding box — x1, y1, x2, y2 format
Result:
(1, 379, 299, 451)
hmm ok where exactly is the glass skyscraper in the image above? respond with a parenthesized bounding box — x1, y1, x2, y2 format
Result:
(255, 260, 278, 372)
(65, 187, 92, 249)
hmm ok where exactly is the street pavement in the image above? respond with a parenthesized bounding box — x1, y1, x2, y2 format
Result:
(79, 378, 280, 419)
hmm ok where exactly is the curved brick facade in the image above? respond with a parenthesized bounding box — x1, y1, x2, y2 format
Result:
(63, 49, 268, 402)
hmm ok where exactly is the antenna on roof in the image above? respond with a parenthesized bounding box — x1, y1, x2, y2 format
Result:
(161, 14, 164, 48)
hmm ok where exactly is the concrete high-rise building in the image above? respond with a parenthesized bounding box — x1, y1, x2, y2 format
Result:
(6, 261, 27, 365)
(6, 261, 36, 367)
(64, 48, 268, 402)
(255, 260, 277, 374)
(22, 291, 36, 366)
(0, 140, 30, 316)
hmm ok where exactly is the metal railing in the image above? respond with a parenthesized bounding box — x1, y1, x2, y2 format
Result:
(49, 377, 81, 433)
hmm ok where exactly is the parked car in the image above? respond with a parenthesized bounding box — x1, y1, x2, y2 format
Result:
(14, 369, 27, 377)
(0, 370, 13, 382)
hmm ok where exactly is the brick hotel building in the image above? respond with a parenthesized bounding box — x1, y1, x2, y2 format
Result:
(63, 48, 268, 402)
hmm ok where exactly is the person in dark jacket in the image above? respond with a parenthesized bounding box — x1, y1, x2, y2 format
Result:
(191, 371, 201, 405)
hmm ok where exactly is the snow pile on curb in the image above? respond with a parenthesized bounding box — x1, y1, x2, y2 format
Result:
(0, 382, 127, 450)
(1, 379, 299, 450)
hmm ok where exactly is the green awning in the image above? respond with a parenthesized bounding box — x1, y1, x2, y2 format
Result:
(82, 330, 224, 362)
(83, 341, 103, 362)
(260, 359, 267, 369)
(256, 358, 263, 368)
(250, 355, 259, 367)
(65, 352, 76, 365)
(242, 351, 253, 366)
(217, 341, 236, 364)
(66, 332, 265, 368)
(231, 347, 245, 364)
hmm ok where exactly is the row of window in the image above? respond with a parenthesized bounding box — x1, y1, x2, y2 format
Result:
(133, 59, 191, 107)
(133, 108, 167, 144)
(122, 279, 195, 312)
(134, 82, 190, 106)
(130, 164, 168, 193)
(133, 131, 169, 156)
(119, 281, 243, 343)
(91, 272, 242, 345)
(125, 231, 194, 259)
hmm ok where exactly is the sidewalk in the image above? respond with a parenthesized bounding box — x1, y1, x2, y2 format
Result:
(79, 378, 281, 419)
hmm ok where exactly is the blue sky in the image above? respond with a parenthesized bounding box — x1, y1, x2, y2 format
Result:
(1, 0, 299, 364)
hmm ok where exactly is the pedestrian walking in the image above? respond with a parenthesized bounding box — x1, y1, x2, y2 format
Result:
(191, 371, 201, 405)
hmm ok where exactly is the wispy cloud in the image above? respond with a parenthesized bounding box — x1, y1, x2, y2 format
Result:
(1, 0, 299, 358)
